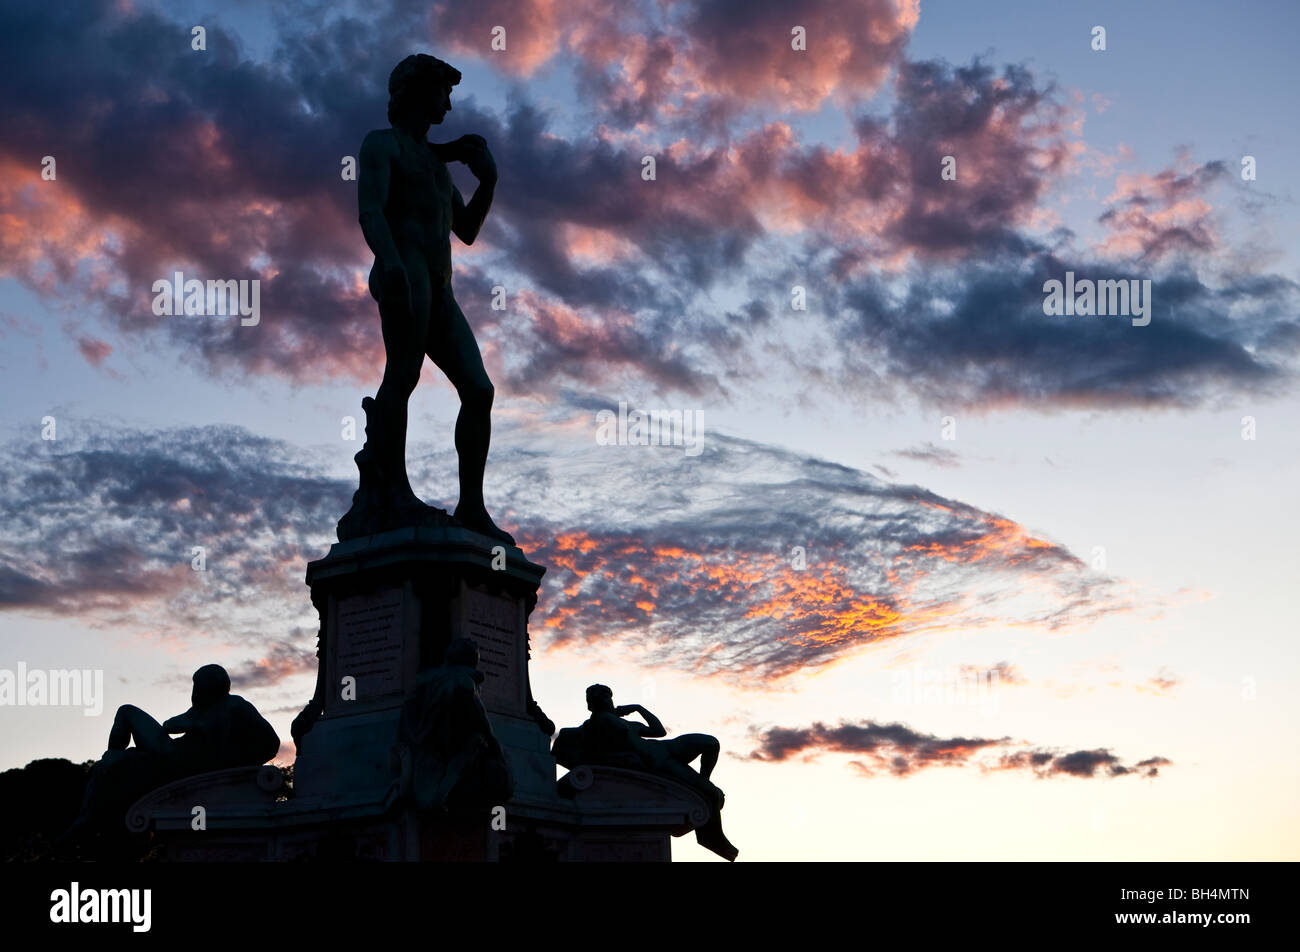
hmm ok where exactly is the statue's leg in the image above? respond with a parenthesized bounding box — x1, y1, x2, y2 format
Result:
(428, 286, 513, 544)
(108, 704, 172, 756)
(664, 733, 720, 780)
(62, 709, 171, 845)
(372, 251, 433, 506)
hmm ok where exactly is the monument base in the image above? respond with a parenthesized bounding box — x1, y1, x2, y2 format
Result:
(129, 527, 716, 861)
(130, 763, 711, 861)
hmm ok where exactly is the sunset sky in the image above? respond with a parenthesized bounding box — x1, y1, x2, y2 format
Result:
(1, 0, 1297, 860)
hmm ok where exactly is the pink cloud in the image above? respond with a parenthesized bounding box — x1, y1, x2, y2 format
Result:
(76, 336, 113, 366)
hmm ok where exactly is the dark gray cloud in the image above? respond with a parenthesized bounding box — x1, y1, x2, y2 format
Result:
(748, 719, 1170, 779)
(891, 442, 961, 469)
(0, 0, 1222, 689)
(1, 1, 1293, 413)
(830, 255, 1294, 409)
(999, 748, 1171, 779)
(871, 59, 1069, 258)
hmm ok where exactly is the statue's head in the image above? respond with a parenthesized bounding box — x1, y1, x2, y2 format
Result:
(585, 683, 615, 713)
(191, 664, 231, 709)
(445, 637, 480, 669)
(387, 53, 461, 128)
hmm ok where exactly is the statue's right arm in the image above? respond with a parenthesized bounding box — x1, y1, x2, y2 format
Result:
(357, 131, 402, 273)
(631, 705, 667, 738)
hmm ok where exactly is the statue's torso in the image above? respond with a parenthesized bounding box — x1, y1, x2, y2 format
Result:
(383, 129, 454, 284)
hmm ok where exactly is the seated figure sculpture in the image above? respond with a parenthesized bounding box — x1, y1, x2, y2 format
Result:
(398, 637, 511, 812)
(60, 664, 280, 846)
(553, 684, 739, 861)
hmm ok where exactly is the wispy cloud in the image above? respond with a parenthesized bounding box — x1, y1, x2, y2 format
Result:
(891, 442, 962, 469)
(0, 417, 1132, 682)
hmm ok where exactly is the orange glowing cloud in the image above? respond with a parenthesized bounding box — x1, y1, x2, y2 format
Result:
(521, 521, 1070, 680)
(903, 503, 1064, 567)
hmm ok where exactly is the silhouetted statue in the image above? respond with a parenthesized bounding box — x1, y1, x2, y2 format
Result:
(398, 638, 511, 811)
(339, 53, 514, 545)
(553, 684, 739, 861)
(60, 665, 279, 845)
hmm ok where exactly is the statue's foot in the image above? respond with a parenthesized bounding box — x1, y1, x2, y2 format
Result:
(695, 819, 739, 862)
(453, 503, 516, 546)
(338, 487, 453, 541)
(710, 837, 740, 863)
(390, 494, 441, 522)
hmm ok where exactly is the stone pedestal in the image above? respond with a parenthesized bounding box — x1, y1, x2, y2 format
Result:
(290, 526, 554, 809)
(130, 526, 717, 861)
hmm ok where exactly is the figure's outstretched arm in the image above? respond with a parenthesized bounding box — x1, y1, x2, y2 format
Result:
(618, 704, 667, 738)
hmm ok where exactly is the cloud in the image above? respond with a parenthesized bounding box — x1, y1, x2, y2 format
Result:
(748, 718, 1170, 779)
(225, 635, 320, 688)
(74, 337, 113, 367)
(998, 748, 1170, 779)
(864, 58, 1073, 259)
(1138, 669, 1180, 697)
(674, 0, 919, 111)
(431, 0, 919, 116)
(0, 0, 421, 385)
(829, 254, 1293, 410)
(497, 425, 1133, 680)
(891, 442, 961, 469)
(431, 0, 572, 76)
(1, 0, 1293, 419)
(0, 416, 1131, 682)
(0, 424, 345, 651)
(1097, 155, 1228, 263)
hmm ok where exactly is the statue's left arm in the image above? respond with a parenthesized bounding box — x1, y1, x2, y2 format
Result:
(449, 135, 497, 245)
(161, 709, 195, 734)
